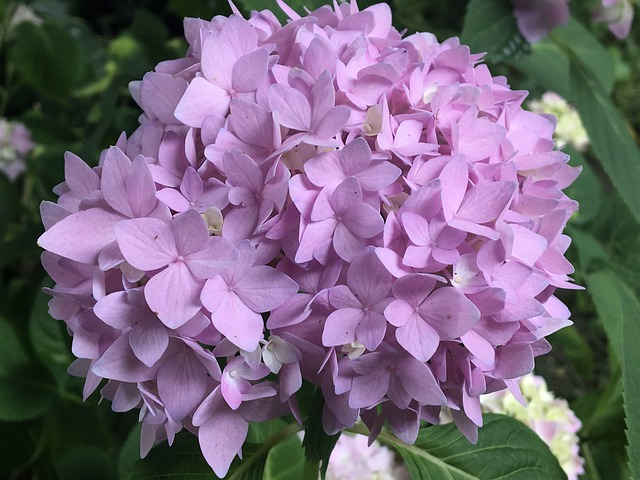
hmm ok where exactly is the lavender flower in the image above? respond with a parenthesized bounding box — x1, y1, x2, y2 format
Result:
(38, 1, 581, 475)
(325, 433, 410, 480)
(0, 118, 34, 180)
(593, 0, 635, 39)
(528, 92, 589, 151)
(481, 373, 585, 480)
(511, 0, 570, 43)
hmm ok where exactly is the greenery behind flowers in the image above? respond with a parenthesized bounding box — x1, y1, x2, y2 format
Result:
(0, 0, 638, 478)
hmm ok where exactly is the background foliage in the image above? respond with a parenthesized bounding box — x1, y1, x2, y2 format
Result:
(0, 0, 638, 478)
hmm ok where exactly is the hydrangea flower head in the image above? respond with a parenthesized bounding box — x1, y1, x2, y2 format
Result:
(481, 373, 585, 480)
(528, 92, 589, 151)
(324, 433, 410, 480)
(38, 1, 581, 476)
(0, 118, 34, 180)
(593, 0, 635, 39)
(511, 0, 570, 43)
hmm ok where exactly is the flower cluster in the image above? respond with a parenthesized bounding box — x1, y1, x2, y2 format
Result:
(593, 0, 635, 39)
(0, 118, 34, 180)
(324, 433, 410, 480)
(511, 0, 570, 43)
(528, 92, 589, 151)
(38, 1, 580, 476)
(481, 373, 585, 479)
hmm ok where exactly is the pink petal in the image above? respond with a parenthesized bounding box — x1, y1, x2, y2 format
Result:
(211, 292, 264, 351)
(92, 332, 159, 382)
(342, 203, 384, 238)
(439, 155, 469, 221)
(421, 287, 480, 339)
(232, 49, 269, 92)
(322, 308, 363, 346)
(349, 369, 390, 408)
(384, 299, 416, 327)
(234, 266, 298, 312)
(391, 274, 436, 307)
(396, 317, 439, 362)
(129, 321, 169, 367)
(347, 247, 392, 303)
(269, 84, 311, 132)
(402, 212, 431, 246)
(333, 223, 366, 262)
(493, 344, 534, 379)
(115, 217, 176, 271)
(64, 152, 99, 195)
(174, 77, 229, 127)
(145, 262, 203, 329)
(397, 358, 447, 405)
(198, 410, 248, 478)
(156, 188, 191, 212)
(456, 181, 517, 224)
(157, 348, 208, 421)
(140, 72, 188, 124)
(186, 236, 239, 279)
(38, 208, 122, 264)
(357, 311, 387, 351)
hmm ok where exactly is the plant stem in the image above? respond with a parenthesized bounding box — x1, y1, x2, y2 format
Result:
(303, 458, 320, 480)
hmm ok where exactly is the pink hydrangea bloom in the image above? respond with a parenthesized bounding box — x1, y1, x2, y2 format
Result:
(593, 0, 635, 39)
(324, 433, 410, 480)
(511, 0, 570, 43)
(38, 1, 581, 476)
(0, 118, 34, 180)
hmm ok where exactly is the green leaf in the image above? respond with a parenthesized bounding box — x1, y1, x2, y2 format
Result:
(0, 365, 57, 421)
(29, 279, 72, 384)
(302, 389, 341, 479)
(10, 20, 84, 101)
(247, 418, 288, 444)
(554, 19, 615, 93)
(386, 414, 566, 479)
(0, 317, 57, 421)
(118, 424, 142, 479)
(56, 446, 117, 480)
(511, 18, 615, 97)
(567, 227, 609, 273)
(568, 56, 640, 226)
(460, 0, 529, 62)
(0, 176, 18, 242)
(563, 147, 602, 227)
(0, 317, 29, 375)
(264, 435, 304, 480)
(584, 270, 640, 476)
(620, 283, 640, 477)
(586, 271, 623, 361)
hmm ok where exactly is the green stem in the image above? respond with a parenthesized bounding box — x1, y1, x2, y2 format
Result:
(230, 422, 303, 479)
(303, 458, 320, 480)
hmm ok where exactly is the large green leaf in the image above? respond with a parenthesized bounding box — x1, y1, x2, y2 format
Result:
(384, 414, 565, 479)
(264, 435, 304, 480)
(584, 270, 640, 476)
(10, 20, 84, 102)
(0, 317, 57, 421)
(460, 0, 529, 62)
(569, 56, 640, 225)
(29, 280, 72, 385)
(620, 283, 640, 477)
(511, 18, 615, 97)
(586, 271, 623, 361)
